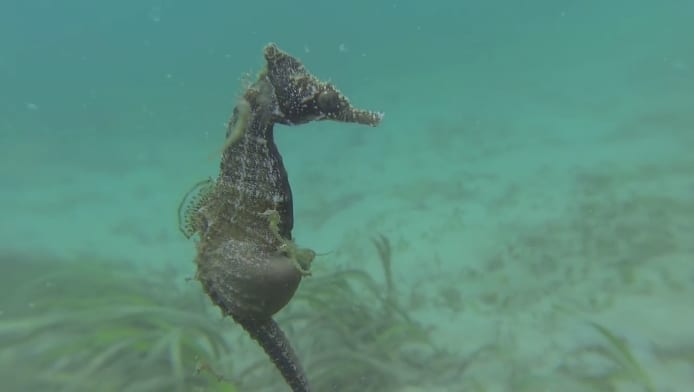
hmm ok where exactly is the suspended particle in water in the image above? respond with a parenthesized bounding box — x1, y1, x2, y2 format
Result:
(148, 5, 162, 23)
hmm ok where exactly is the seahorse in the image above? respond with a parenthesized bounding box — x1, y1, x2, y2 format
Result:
(179, 43, 382, 392)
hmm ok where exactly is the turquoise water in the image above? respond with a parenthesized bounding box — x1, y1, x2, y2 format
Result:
(1, 1, 693, 391)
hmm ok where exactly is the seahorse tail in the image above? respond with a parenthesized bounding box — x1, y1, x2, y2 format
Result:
(237, 317, 310, 392)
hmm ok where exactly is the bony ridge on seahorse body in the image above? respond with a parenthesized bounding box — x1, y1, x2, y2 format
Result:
(178, 43, 382, 392)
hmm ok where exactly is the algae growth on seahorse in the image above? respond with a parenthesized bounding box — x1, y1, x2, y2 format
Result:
(178, 43, 382, 392)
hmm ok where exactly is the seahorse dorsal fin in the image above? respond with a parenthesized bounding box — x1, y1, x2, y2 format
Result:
(177, 178, 216, 238)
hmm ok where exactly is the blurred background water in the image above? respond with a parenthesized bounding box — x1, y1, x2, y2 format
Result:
(1, 1, 693, 391)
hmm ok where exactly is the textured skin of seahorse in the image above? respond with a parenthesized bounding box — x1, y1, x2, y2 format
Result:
(188, 43, 382, 392)
(241, 318, 310, 392)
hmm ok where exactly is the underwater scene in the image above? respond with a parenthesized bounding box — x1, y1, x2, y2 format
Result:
(1, 1, 693, 391)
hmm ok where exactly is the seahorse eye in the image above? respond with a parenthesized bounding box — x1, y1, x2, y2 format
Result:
(316, 90, 341, 114)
